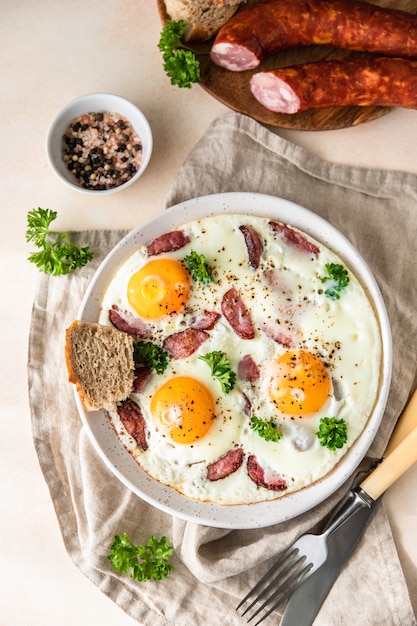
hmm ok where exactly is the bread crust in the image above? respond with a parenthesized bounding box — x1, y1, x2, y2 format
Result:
(65, 320, 135, 412)
(164, 0, 243, 41)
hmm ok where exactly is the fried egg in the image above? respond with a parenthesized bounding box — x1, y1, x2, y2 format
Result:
(127, 258, 190, 319)
(100, 214, 382, 505)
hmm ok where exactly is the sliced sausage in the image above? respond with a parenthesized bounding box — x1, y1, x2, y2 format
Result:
(109, 305, 152, 339)
(262, 322, 294, 348)
(190, 310, 221, 331)
(210, 0, 417, 71)
(251, 57, 417, 113)
(221, 287, 255, 339)
(163, 328, 210, 359)
(117, 399, 148, 451)
(242, 392, 252, 417)
(132, 366, 153, 393)
(247, 455, 287, 491)
(207, 447, 244, 481)
(147, 230, 190, 255)
(238, 354, 260, 382)
(269, 221, 320, 256)
(239, 224, 263, 268)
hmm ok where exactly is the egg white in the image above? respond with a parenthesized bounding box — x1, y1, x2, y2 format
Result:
(101, 214, 382, 505)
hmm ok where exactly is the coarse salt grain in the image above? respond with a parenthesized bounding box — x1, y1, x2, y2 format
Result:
(62, 111, 142, 191)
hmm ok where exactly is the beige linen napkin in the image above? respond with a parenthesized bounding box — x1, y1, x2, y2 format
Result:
(29, 112, 416, 625)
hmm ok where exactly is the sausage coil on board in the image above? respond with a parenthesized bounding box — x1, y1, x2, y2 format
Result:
(210, 0, 417, 71)
(250, 57, 417, 113)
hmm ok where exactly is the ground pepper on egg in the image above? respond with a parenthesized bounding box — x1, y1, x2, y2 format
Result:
(62, 111, 142, 190)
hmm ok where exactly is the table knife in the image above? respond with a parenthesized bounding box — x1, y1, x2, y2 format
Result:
(280, 389, 417, 626)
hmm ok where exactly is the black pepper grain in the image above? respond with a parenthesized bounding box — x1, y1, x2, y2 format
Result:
(61, 111, 142, 190)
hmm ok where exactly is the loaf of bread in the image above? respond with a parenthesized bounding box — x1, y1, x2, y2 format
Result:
(65, 320, 135, 412)
(164, 0, 243, 41)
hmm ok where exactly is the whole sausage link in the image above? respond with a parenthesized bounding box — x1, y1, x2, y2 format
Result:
(250, 57, 417, 113)
(210, 0, 417, 71)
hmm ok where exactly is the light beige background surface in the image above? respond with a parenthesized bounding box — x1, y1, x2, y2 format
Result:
(1, 1, 417, 625)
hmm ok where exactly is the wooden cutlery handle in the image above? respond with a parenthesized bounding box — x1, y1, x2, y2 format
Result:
(360, 391, 417, 500)
(384, 389, 417, 456)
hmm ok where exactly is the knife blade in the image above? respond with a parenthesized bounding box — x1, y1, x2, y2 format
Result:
(280, 389, 417, 626)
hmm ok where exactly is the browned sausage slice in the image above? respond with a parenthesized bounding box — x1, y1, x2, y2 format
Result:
(211, 0, 417, 71)
(247, 455, 287, 491)
(238, 354, 260, 382)
(251, 57, 417, 113)
(109, 305, 152, 338)
(239, 224, 263, 268)
(221, 287, 255, 339)
(262, 322, 294, 348)
(147, 230, 190, 255)
(117, 399, 148, 451)
(163, 328, 210, 359)
(190, 310, 221, 331)
(132, 366, 153, 393)
(269, 221, 320, 256)
(207, 447, 244, 481)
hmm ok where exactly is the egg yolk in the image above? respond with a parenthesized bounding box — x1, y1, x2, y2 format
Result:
(127, 258, 190, 320)
(269, 350, 331, 416)
(151, 376, 216, 444)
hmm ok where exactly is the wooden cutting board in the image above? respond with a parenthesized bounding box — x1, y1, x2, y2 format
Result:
(157, 0, 417, 131)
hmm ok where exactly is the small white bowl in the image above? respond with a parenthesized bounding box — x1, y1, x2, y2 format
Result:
(46, 93, 153, 195)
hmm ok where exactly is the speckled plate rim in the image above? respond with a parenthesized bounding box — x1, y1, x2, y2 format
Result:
(76, 192, 392, 529)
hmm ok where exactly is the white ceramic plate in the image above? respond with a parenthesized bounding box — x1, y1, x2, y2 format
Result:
(76, 192, 392, 529)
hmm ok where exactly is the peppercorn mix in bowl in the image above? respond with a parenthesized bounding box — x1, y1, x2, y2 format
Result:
(46, 93, 153, 194)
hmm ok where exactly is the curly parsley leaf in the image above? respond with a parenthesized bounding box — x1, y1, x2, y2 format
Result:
(26, 208, 93, 276)
(199, 350, 236, 394)
(250, 416, 283, 443)
(320, 263, 350, 300)
(158, 20, 204, 88)
(134, 341, 169, 375)
(183, 250, 213, 284)
(108, 533, 174, 582)
(316, 416, 348, 450)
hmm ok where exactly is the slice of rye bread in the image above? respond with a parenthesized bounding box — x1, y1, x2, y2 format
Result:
(164, 0, 243, 41)
(65, 320, 135, 412)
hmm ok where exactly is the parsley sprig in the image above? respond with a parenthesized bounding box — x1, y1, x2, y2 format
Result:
(26, 208, 93, 276)
(320, 263, 350, 300)
(183, 250, 213, 284)
(316, 416, 348, 450)
(158, 20, 205, 88)
(199, 350, 236, 394)
(108, 533, 174, 582)
(250, 416, 283, 443)
(134, 341, 169, 375)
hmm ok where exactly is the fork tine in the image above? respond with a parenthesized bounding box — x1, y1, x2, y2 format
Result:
(241, 553, 305, 617)
(236, 547, 298, 611)
(248, 561, 313, 626)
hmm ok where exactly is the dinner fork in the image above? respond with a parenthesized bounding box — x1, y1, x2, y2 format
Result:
(238, 389, 417, 625)
(236, 487, 372, 625)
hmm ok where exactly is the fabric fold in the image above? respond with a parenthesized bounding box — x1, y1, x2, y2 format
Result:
(28, 113, 416, 625)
